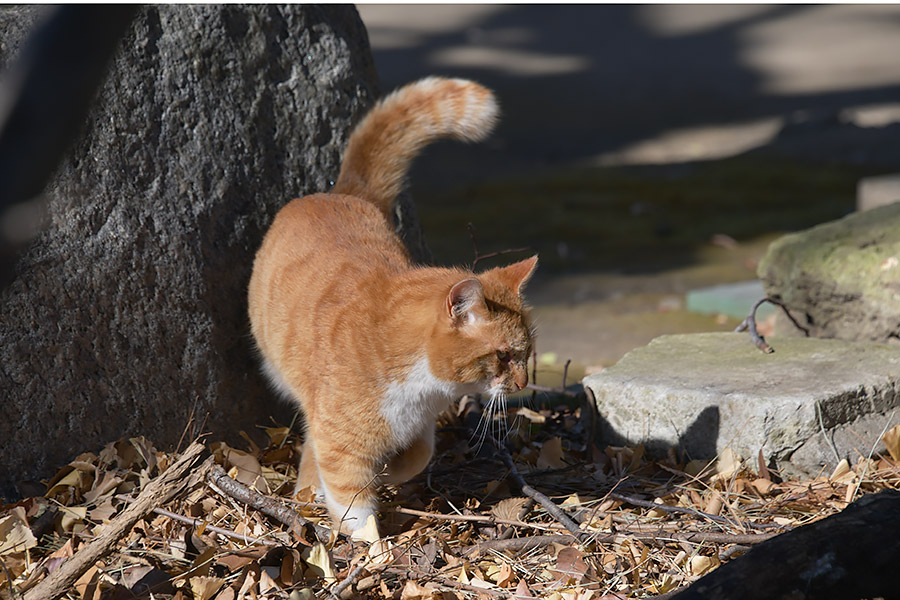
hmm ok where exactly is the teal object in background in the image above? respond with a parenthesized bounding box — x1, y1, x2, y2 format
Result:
(686, 280, 775, 320)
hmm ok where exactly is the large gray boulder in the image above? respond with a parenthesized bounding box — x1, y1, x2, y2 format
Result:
(758, 203, 900, 343)
(0, 6, 425, 496)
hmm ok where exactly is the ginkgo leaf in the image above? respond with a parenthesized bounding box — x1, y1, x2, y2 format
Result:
(351, 514, 381, 543)
(560, 493, 582, 507)
(492, 497, 528, 521)
(74, 565, 101, 600)
(537, 437, 566, 470)
(0, 508, 37, 555)
(400, 580, 434, 600)
(553, 547, 589, 584)
(882, 424, 900, 462)
(367, 539, 395, 567)
(516, 407, 546, 424)
(496, 562, 515, 588)
(59, 506, 87, 532)
(689, 554, 719, 577)
(302, 543, 336, 582)
(259, 568, 281, 594)
(514, 579, 535, 598)
(46, 467, 86, 497)
(189, 575, 225, 600)
(265, 426, 291, 447)
(715, 448, 742, 479)
(829, 458, 852, 483)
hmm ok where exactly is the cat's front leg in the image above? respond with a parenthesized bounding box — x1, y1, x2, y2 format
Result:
(382, 425, 435, 485)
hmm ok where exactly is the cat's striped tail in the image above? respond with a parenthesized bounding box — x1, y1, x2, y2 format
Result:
(332, 77, 499, 218)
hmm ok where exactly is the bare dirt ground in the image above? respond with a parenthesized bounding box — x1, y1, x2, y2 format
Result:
(359, 5, 900, 373)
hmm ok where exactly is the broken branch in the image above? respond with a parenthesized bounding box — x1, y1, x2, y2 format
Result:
(735, 296, 810, 354)
(468, 528, 777, 557)
(489, 435, 588, 542)
(206, 463, 335, 543)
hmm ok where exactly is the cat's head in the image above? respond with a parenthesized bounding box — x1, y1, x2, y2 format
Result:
(429, 256, 538, 396)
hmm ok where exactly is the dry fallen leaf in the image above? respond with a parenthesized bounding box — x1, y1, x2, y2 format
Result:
(715, 448, 743, 480)
(59, 505, 87, 533)
(492, 497, 528, 521)
(351, 514, 381, 543)
(0, 507, 37, 556)
(751, 478, 777, 495)
(516, 407, 546, 424)
(537, 437, 567, 470)
(882, 424, 900, 462)
(400, 580, 435, 600)
(302, 543, 336, 582)
(496, 562, 515, 588)
(689, 554, 719, 577)
(552, 546, 589, 584)
(190, 576, 226, 600)
(829, 458, 853, 483)
(514, 578, 535, 598)
(73, 564, 101, 600)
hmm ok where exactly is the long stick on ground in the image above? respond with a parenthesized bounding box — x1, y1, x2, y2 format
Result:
(468, 529, 778, 556)
(23, 441, 208, 600)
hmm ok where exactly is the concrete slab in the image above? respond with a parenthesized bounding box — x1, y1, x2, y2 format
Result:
(583, 332, 900, 476)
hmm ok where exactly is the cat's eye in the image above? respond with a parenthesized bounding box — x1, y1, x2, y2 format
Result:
(497, 350, 511, 362)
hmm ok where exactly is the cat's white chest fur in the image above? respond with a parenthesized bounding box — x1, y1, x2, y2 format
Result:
(381, 356, 470, 450)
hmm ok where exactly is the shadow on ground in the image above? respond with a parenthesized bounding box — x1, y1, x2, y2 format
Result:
(359, 5, 900, 368)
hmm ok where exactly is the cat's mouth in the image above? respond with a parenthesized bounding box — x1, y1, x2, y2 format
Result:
(489, 377, 519, 396)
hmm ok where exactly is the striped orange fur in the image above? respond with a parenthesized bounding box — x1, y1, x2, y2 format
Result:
(248, 77, 536, 536)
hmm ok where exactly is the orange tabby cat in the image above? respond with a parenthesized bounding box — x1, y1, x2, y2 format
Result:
(248, 77, 537, 536)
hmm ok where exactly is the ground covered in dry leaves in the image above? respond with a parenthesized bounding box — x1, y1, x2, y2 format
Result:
(3, 394, 900, 600)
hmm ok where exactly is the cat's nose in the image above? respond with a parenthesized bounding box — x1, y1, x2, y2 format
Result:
(513, 368, 528, 391)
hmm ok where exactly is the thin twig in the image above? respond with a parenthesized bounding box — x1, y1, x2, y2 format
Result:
(391, 506, 554, 531)
(114, 495, 279, 547)
(561, 358, 572, 389)
(331, 563, 368, 600)
(403, 566, 510, 598)
(853, 410, 897, 503)
(734, 296, 810, 353)
(607, 492, 789, 531)
(0, 555, 20, 600)
(468, 528, 777, 556)
(816, 400, 842, 465)
(467, 222, 531, 271)
(488, 435, 588, 542)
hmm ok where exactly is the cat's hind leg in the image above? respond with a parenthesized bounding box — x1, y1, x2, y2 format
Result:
(315, 437, 380, 536)
(382, 427, 435, 485)
(295, 440, 324, 500)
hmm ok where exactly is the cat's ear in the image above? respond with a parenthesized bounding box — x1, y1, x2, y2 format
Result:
(496, 255, 538, 295)
(447, 278, 486, 324)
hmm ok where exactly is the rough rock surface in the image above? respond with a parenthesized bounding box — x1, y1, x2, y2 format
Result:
(584, 333, 900, 477)
(0, 5, 430, 496)
(758, 203, 900, 344)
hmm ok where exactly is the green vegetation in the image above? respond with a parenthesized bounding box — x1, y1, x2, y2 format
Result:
(414, 156, 876, 275)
